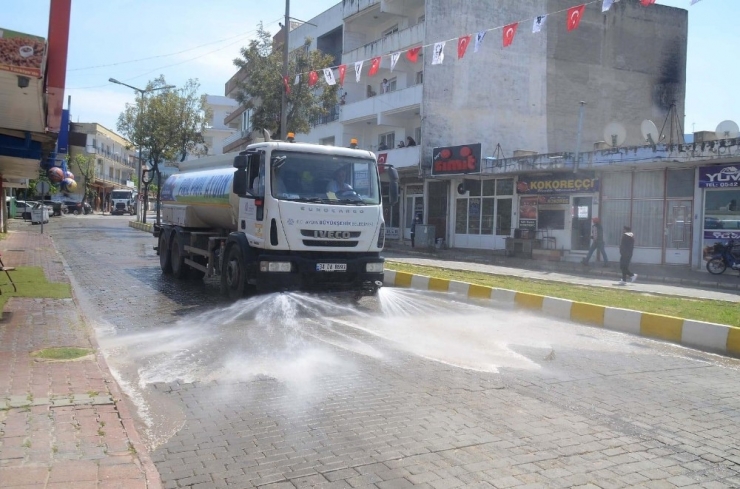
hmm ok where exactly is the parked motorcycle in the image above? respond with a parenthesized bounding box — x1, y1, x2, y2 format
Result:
(705, 239, 740, 275)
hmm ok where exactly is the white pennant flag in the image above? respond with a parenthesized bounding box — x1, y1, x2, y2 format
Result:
(354, 61, 364, 83)
(432, 41, 445, 65)
(474, 31, 486, 53)
(390, 52, 401, 72)
(602, 0, 615, 12)
(294, 74, 300, 85)
(532, 15, 547, 33)
(690, 0, 702, 4)
(323, 68, 336, 86)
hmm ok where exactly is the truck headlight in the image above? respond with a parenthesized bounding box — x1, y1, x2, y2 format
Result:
(377, 223, 385, 248)
(366, 262, 384, 273)
(260, 261, 292, 272)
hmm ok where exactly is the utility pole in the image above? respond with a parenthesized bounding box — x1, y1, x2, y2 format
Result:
(573, 101, 586, 173)
(280, 0, 290, 140)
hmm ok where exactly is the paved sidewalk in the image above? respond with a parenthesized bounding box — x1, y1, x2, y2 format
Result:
(383, 241, 740, 303)
(0, 224, 160, 488)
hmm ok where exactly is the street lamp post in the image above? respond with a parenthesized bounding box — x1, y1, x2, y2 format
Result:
(108, 78, 174, 223)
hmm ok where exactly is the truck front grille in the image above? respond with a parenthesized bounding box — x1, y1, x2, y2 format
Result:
(302, 240, 359, 247)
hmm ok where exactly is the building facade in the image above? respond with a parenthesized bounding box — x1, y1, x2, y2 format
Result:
(223, 0, 729, 268)
(67, 123, 138, 209)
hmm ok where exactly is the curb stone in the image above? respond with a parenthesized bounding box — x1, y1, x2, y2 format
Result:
(384, 269, 740, 358)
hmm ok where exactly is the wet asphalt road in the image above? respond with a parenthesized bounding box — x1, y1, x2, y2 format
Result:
(44, 215, 740, 488)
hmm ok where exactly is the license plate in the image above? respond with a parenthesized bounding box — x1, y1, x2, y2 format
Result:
(316, 263, 347, 272)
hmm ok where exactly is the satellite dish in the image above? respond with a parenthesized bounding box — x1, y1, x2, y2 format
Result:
(603, 122, 627, 147)
(641, 119, 659, 145)
(715, 120, 739, 140)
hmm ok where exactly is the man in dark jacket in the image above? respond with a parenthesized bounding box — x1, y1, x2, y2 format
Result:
(619, 226, 637, 284)
(582, 217, 608, 266)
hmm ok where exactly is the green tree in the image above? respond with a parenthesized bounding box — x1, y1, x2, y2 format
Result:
(233, 23, 339, 138)
(68, 153, 95, 203)
(116, 76, 209, 210)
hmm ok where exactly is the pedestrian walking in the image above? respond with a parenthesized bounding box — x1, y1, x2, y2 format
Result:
(582, 217, 608, 266)
(411, 213, 422, 248)
(618, 225, 637, 284)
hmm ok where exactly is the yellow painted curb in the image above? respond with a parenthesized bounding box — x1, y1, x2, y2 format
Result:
(383, 269, 737, 358)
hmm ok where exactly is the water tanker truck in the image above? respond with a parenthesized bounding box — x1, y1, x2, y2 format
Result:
(154, 140, 399, 298)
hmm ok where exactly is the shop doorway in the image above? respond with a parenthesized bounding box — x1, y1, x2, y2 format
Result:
(404, 194, 424, 240)
(571, 196, 592, 250)
(664, 200, 692, 265)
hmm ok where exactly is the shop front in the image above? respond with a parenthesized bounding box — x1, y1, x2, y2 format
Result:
(515, 172, 600, 254)
(698, 163, 740, 268)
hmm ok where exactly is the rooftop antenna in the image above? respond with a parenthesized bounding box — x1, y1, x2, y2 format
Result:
(715, 120, 739, 140)
(492, 143, 505, 160)
(658, 102, 684, 145)
(640, 119, 659, 145)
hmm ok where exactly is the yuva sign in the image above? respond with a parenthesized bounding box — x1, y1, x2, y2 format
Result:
(698, 164, 740, 188)
(431, 143, 481, 176)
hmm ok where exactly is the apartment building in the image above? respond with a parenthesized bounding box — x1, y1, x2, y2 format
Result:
(67, 122, 138, 206)
(200, 95, 239, 156)
(221, 0, 715, 266)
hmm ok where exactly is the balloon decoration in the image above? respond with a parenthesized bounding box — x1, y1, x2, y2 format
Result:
(47, 166, 78, 192)
(62, 178, 77, 192)
(48, 167, 64, 183)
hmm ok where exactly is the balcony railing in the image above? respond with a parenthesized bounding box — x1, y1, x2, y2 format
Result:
(94, 171, 131, 187)
(341, 84, 422, 124)
(310, 105, 341, 127)
(343, 23, 425, 65)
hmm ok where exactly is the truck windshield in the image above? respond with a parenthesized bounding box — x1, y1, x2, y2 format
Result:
(270, 151, 380, 205)
(111, 191, 132, 199)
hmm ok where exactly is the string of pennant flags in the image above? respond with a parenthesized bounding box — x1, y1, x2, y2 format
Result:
(283, 0, 705, 92)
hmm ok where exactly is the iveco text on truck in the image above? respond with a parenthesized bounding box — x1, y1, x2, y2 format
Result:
(154, 140, 399, 298)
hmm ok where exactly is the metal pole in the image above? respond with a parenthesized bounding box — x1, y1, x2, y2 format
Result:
(280, 0, 290, 140)
(136, 90, 144, 222)
(573, 101, 586, 173)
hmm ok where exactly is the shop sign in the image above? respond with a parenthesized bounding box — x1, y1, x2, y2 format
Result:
(698, 164, 740, 188)
(704, 230, 740, 240)
(517, 173, 599, 194)
(385, 227, 400, 239)
(431, 143, 481, 176)
(0, 28, 46, 77)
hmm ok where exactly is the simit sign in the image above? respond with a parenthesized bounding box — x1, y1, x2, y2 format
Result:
(430, 143, 481, 176)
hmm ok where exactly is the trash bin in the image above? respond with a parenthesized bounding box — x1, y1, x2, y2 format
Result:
(31, 204, 49, 224)
(415, 224, 436, 248)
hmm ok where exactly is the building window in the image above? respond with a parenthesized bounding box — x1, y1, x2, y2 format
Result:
(382, 25, 398, 38)
(320, 136, 335, 146)
(415, 71, 423, 85)
(455, 178, 513, 236)
(601, 170, 666, 247)
(414, 127, 421, 146)
(379, 132, 395, 150)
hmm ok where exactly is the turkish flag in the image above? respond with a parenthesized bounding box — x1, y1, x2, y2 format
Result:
(406, 47, 421, 63)
(368, 57, 381, 76)
(567, 4, 586, 32)
(640, 0, 656, 4)
(308, 71, 319, 86)
(502, 23, 518, 47)
(457, 35, 472, 59)
(338, 64, 346, 85)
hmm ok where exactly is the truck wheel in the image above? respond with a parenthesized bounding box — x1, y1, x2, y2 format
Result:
(159, 233, 172, 274)
(170, 233, 189, 279)
(220, 245, 245, 299)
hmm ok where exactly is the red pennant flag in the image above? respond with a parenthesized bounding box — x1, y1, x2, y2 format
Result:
(566, 4, 586, 32)
(308, 71, 319, 86)
(338, 64, 346, 86)
(457, 35, 472, 59)
(282, 75, 290, 95)
(368, 57, 381, 76)
(502, 23, 518, 48)
(640, 0, 656, 4)
(406, 47, 421, 63)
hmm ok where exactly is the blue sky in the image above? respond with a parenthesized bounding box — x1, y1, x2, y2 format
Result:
(5, 0, 734, 137)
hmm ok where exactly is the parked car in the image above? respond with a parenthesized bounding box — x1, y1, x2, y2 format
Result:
(40, 200, 66, 217)
(62, 200, 92, 215)
(14, 200, 35, 220)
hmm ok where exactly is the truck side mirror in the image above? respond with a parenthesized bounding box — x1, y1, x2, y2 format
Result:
(233, 155, 247, 169)
(233, 168, 248, 196)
